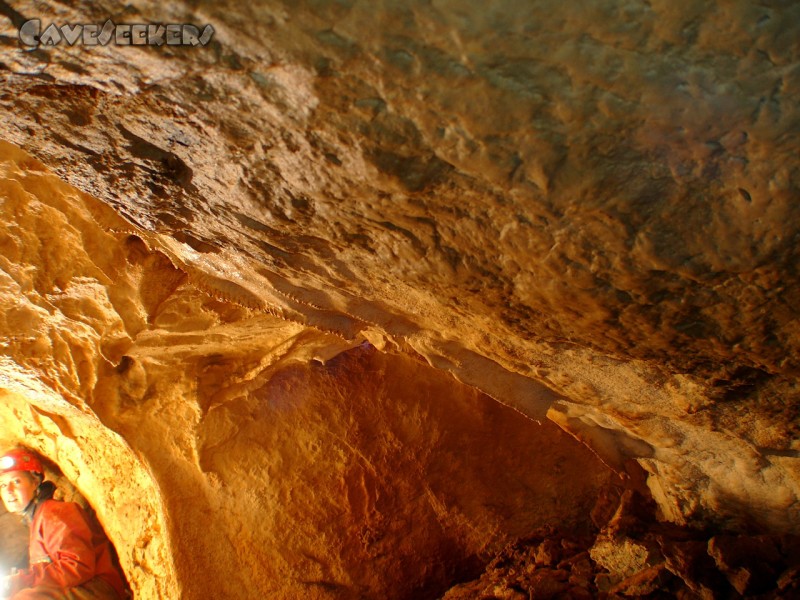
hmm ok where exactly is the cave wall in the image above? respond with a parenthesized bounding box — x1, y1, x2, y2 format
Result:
(0, 0, 798, 598)
(0, 143, 620, 598)
(0, 0, 797, 378)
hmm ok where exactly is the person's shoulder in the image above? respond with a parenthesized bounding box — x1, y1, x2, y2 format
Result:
(39, 499, 88, 520)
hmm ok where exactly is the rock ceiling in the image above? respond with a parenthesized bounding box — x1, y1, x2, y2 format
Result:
(0, 0, 798, 598)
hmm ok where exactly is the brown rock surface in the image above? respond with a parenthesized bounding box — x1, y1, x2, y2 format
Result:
(0, 143, 619, 596)
(0, 0, 798, 598)
(443, 493, 800, 599)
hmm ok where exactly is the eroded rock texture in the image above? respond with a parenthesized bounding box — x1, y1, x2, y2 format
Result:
(0, 143, 619, 597)
(443, 490, 800, 599)
(0, 0, 798, 598)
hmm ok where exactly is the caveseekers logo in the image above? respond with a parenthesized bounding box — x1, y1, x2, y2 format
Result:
(19, 19, 215, 47)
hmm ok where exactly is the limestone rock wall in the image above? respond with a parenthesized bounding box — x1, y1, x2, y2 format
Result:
(0, 143, 619, 598)
(0, 0, 798, 598)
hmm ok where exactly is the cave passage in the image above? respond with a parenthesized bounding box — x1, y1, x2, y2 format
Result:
(0, 453, 131, 596)
(0, 0, 798, 596)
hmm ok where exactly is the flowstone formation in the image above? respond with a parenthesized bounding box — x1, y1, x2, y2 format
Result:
(0, 0, 798, 598)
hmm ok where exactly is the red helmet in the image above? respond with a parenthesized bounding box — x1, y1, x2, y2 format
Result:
(0, 448, 44, 476)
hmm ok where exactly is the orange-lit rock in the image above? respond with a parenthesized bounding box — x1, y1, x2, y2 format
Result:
(0, 143, 619, 597)
(0, 0, 798, 598)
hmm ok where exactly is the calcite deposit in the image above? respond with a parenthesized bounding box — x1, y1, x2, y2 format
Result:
(0, 0, 798, 598)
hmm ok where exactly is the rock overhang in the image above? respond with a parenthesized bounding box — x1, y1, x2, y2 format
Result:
(0, 1, 798, 598)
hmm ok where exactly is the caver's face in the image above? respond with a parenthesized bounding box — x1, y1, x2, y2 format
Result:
(0, 470, 38, 514)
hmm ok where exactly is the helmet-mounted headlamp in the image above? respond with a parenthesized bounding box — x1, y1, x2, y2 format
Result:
(0, 449, 44, 475)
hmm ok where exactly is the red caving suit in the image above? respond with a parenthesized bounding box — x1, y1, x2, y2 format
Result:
(8, 499, 126, 600)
